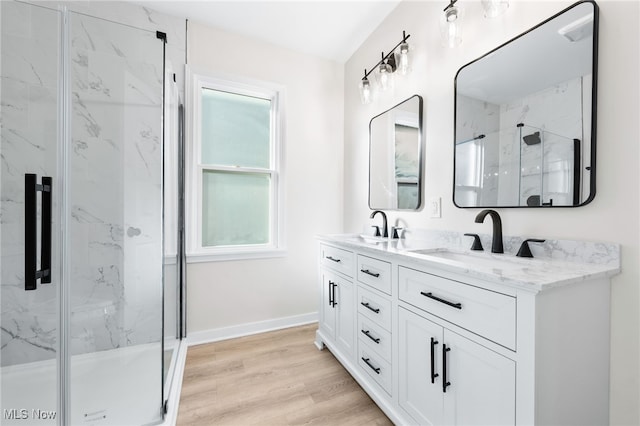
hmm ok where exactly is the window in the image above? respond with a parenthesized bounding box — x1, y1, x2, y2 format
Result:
(188, 72, 285, 261)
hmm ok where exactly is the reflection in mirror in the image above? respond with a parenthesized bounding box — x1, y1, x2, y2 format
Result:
(369, 95, 423, 210)
(454, 1, 598, 208)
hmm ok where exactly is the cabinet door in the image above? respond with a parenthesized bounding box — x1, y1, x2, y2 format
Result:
(398, 308, 444, 426)
(443, 330, 516, 426)
(334, 276, 354, 357)
(320, 270, 336, 337)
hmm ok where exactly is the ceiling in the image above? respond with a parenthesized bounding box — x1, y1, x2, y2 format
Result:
(136, 1, 402, 63)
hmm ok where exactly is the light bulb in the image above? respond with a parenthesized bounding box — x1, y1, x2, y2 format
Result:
(398, 42, 411, 75)
(377, 61, 394, 91)
(441, 3, 462, 47)
(359, 77, 373, 104)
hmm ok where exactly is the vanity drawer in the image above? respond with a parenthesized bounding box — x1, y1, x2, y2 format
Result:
(357, 255, 392, 295)
(358, 346, 392, 396)
(357, 285, 392, 331)
(320, 244, 354, 277)
(358, 314, 392, 363)
(398, 266, 516, 350)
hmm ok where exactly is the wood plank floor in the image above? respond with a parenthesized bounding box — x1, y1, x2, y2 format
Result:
(177, 323, 392, 425)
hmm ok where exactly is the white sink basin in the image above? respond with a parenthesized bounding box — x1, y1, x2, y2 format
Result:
(407, 248, 526, 271)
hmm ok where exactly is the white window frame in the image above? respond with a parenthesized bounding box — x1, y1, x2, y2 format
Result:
(186, 68, 286, 263)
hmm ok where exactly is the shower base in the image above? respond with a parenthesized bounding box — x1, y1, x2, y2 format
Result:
(1, 343, 161, 425)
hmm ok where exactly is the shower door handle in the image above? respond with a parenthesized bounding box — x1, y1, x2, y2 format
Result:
(25, 174, 52, 291)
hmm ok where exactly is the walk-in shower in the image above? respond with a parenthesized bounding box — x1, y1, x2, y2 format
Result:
(1, 1, 184, 424)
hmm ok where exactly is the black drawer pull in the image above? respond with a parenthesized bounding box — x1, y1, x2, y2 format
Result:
(326, 256, 341, 263)
(361, 329, 380, 344)
(360, 302, 380, 314)
(361, 357, 381, 374)
(360, 269, 380, 278)
(421, 291, 462, 310)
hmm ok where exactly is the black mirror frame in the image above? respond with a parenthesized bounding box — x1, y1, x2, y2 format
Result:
(368, 94, 424, 211)
(452, 0, 599, 209)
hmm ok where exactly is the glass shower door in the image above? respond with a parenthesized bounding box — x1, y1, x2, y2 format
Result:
(1, 2, 60, 424)
(67, 12, 164, 425)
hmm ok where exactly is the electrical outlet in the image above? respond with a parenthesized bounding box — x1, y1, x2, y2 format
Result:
(429, 197, 441, 218)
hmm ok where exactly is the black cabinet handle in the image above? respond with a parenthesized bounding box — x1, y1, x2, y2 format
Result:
(326, 256, 341, 263)
(328, 281, 336, 307)
(430, 337, 439, 384)
(361, 329, 380, 344)
(360, 302, 380, 314)
(360, 269, 380, 278)
(421, 291, 462, 310)
(331, 282, 337, 307)
(361, 357, 381, 374)
(442, 344, 451, 393)
(25, 174, 52, 291)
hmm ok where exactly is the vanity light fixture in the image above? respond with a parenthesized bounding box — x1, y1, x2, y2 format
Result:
(358, 31, 411, 104)
(397, 39, 412, 75)
(376, 52, 395, 92)
(481, 0, 509, 18)
(441, 0, 463, 48)
(359, 70, 373, 104)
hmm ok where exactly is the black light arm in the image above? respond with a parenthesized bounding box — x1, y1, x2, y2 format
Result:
(361, 31, 411, 81)
(444, 0, 458, 12)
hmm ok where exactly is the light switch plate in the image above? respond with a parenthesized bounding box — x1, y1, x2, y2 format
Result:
(429, 197, 441, 218)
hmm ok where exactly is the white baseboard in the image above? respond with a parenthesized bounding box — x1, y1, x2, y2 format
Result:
(186, 312, 319, 346)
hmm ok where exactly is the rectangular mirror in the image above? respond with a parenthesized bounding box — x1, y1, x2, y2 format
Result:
(454, 1, 598, 208)
(369, 95, 423, 210)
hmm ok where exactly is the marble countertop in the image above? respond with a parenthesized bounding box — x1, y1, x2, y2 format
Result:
(317, 232, 621, 292)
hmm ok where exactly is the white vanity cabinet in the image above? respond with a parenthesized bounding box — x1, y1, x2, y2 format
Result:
(355, 254, 394, 397)
(315, 236, 618, 426)
(318, 244, 355, 359)
(398, 307, 515, 426)
(398, 266, 516, 425)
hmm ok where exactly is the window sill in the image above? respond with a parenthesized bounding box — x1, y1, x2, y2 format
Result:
(186, 248, 287, 263)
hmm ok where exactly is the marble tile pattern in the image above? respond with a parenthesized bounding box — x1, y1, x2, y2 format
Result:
(456, 77, 587, 206)
(1, 1, 186, 367)
(500, 77, 584, 206)
(1, 1, 62, 367)
(454, 95, 500, 206)
(325, 229, 620, 291)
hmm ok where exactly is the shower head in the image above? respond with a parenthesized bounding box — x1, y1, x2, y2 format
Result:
(523, 131, 541, 145)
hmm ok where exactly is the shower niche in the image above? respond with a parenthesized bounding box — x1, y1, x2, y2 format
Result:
(0, 1, 178, 424)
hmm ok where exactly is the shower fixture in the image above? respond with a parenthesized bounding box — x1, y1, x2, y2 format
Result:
(523, 131, 541, 145)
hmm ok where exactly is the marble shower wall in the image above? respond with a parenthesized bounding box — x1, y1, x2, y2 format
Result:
(500, 77, 584, 206)
(455, 77, 586, 206)
(1, 1, 186, 367)
(1, 2, 62, 367)
(67, 12, 164, 356)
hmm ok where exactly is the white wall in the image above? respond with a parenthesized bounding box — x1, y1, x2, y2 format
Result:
(344, 1, 638, 425)
(186, 22, 344, 335)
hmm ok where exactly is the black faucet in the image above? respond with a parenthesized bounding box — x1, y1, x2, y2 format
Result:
(474, 209, 503, 254)
(370, 210, 388, 238)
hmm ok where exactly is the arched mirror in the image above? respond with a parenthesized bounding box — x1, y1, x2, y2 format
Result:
(454, 1, 598, 208)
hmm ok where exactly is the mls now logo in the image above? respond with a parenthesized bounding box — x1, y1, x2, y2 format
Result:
(4, 408, 57, 420)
